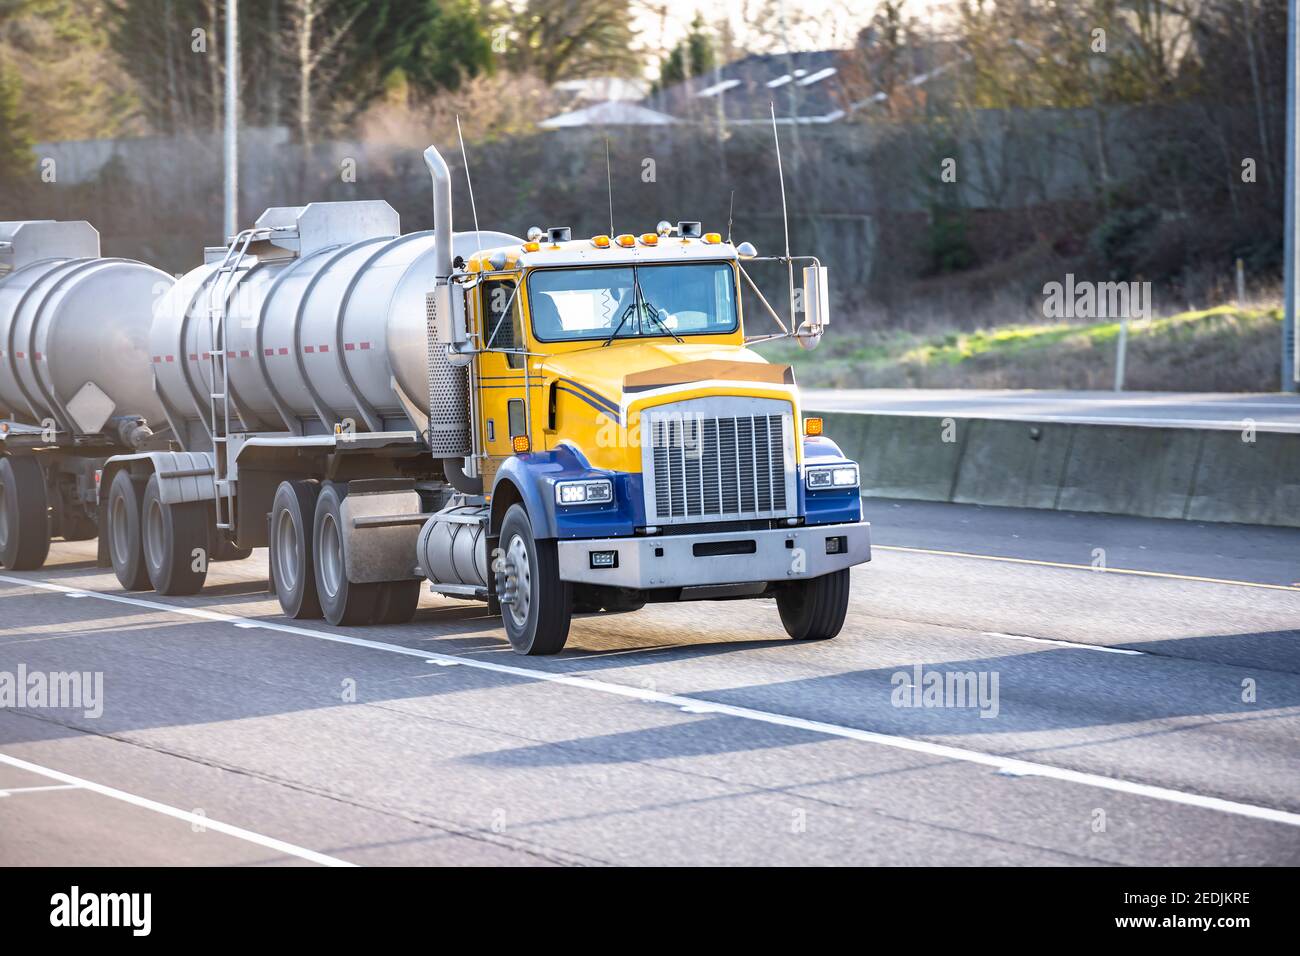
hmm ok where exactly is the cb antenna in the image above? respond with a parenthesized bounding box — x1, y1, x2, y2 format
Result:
(605, 137, 615, 237)
(770, 102, 795, 331)
(726, 189, 735, 244)
(455, 114, 482, 257)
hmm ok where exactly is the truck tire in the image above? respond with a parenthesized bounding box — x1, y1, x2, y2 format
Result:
(0, 456, 50, 570)
(271, 480, 322, 619)
(312, 482, 380, 626)
(776, 569, 850, 641)
(141, 473, 209, 596)
(374, 580, 421, 625)
(498, 503, 572, 655)
(107, 469, 150, 590)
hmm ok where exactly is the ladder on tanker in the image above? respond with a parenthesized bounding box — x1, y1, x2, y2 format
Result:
(205, 227, 267, 532)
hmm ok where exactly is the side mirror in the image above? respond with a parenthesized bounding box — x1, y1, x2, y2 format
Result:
(797, 265, 829, 350)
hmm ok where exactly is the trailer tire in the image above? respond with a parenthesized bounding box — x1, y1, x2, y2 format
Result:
(141, 473, 209, 596)
(313, 482, 380, 626)
(271, 480, 323, 619)
(106, 469, 150, 590)
(374, 580, 421, 625)
(0, 456, 50, 570)
(776, 568, 850, 641)
(498, 503, 572, 655)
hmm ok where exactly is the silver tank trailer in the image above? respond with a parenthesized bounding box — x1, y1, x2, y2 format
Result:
(0, 220, 171, 435)
(149, 201, 520, 448)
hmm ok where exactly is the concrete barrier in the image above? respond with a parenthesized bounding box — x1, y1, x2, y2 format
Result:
(823, 412, 1300, 528)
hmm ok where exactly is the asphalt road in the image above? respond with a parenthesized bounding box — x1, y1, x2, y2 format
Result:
(1, 499, 1298, 866)
(802, 389, 1300, 432)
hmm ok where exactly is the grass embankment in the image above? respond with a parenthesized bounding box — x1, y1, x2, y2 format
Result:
(755, 306, 1284, 391)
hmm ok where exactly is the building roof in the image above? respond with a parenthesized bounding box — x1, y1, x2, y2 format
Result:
(644, 51, 849, 125)
(538, 100, 681, 129)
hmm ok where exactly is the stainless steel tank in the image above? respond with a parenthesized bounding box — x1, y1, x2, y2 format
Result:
(149, 201, 519, 447)
(0, 220, 171, 435)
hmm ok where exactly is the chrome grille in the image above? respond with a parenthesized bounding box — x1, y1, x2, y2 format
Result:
(642, 398, 795, 525)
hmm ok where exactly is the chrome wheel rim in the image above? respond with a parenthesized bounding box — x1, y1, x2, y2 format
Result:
(110, 492, 130, 565)
(505, 534, 532, 629)
(320, 512, 343, 599)
(144, 497, 165, 569)
(274, 508, 299, 592)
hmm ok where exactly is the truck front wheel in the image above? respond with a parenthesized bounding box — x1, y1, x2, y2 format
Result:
(498, 503, 572, 655)
(776, 569, 850, 641)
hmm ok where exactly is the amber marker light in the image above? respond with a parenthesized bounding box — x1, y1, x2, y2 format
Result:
(591, 235, 611, 248)
(804, 417, 824, 436)
(512, 435, 531, 453)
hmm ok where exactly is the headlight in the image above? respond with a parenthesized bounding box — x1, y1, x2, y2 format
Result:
(555, 478, 614, 505)
(805, 463, 859, 490)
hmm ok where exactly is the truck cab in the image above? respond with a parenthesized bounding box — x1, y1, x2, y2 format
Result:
(452, 223, 871, 653)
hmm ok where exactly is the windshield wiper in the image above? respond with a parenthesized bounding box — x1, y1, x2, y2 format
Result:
(599, 264, 684, 346)
(601, 301, 636, 348)
(642, 301, 684, 343)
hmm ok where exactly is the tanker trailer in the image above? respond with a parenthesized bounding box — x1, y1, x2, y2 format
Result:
(100, 197, 520, 607)
(0, 220, 173, 570)
(101, 142, 871, 655)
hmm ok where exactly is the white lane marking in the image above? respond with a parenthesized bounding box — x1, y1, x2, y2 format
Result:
(3, 573, 1299, 829)
(0, 783, 82, 796)
(982, 631, 1144, 656)
(875, 545, 1300, 593)
(0, 751, 355, 867)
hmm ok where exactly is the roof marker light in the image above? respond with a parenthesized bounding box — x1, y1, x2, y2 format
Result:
(639, 233, 659, 246)
(591, 235, 611, 248)
(702, 232, 722, 244)
(615, 234, 636, 248)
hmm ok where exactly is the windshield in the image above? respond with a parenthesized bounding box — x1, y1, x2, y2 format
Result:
(527, 262, 738, 343)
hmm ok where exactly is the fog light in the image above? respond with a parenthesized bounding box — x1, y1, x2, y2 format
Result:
(589, 550, 618, 569)
(825, 536, 846, 555)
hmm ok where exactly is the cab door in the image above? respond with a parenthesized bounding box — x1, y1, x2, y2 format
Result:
(475, 277, 531, 486)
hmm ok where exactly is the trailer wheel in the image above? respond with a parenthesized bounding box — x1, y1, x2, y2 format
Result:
(271, 480, 322, 619)
(497, 503, 572, 655)
(141, 473, 208, 596)
(776, 569, 850, 641)
(0, 456, 50, 570)
(106, 469, 150, 590)
(312, 482, 380, 626)
(374, 580, 421, 625)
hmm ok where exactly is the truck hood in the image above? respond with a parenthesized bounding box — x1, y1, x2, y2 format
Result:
(540, 343, 795, 416)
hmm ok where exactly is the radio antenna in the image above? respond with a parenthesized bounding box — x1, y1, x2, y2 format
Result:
(605, 137, 615, 237)
(726, 189, 735, 243)
(770, 102, 795, 330)
(456, 114, 482, 256)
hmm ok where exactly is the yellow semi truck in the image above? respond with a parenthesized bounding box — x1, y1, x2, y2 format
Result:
(1, 144, 870, 655)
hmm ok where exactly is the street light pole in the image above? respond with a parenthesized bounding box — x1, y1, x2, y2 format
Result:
(223, 0, 239, 241)
(1284, 0, 1298, 391)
